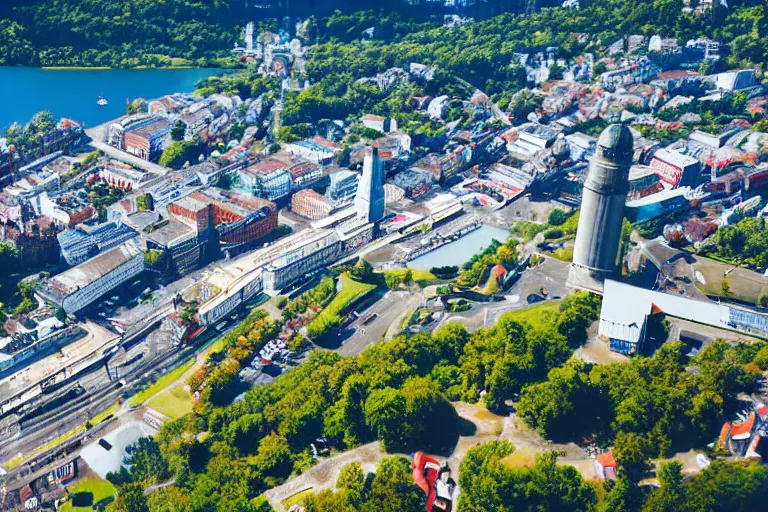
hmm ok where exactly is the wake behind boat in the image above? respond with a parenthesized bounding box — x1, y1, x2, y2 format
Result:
(97, 95, 108, 106)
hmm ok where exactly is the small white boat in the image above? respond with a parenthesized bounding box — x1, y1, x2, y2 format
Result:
(97, 95, 108, 107)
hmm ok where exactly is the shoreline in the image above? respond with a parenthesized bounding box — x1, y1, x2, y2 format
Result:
(40, 66, 209, 71)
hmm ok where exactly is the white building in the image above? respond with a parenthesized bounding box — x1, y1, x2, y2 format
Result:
(361, 114, 386, 133)
(600, 280, 768, 354)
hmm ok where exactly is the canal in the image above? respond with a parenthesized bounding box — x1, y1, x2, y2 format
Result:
(0, 67, 222, 131)
(407, 224, 510, 271)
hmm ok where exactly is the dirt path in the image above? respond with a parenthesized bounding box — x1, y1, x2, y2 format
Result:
(264, 402, 594, 511)
(264, 442, 388, 510)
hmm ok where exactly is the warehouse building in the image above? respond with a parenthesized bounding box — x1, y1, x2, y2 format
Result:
(600, 280, 768, 354)
(38, 240, 144, 315)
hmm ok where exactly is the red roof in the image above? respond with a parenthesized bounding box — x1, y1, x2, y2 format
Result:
(730, 413, 756, 440)
(757, 405, 768, 421)
(719, 421, 731, 447)
(491, 264, 507, 278)
(362, 114, 385, 122)
(656, 70, 699, 80)
(595, 451, 617, 468)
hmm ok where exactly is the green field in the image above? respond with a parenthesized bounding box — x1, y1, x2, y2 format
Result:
(60, 475, 116, 512)
(306, 274, 376, 337)
(128, 359, 195, 407)
(502, 301, 561, 330)
(382, 268, 437, 285)
(147, 385, 193, 420)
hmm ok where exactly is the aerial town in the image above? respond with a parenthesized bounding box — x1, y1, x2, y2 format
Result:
(1, 2, 768, 512)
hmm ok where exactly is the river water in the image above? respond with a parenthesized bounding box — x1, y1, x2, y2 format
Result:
(0, 67, 222, 131)
(408, 224, 510, 271)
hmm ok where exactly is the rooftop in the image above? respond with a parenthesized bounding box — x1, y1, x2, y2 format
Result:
(145, 218, 197, 247)
(44, 241, 142, 299)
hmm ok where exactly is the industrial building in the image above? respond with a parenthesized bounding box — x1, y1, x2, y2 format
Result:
(600, 280, 768, 354)
(235, 158, 293, 201)
(326, 170, 359, 205)
(286, 137, 340, 164)
(38, 240, 144, 315)
(189, 188, 278, 255)
(108, 115, 171, 161)
(649, 147, 701, 187)
(58, 220, 139, 266)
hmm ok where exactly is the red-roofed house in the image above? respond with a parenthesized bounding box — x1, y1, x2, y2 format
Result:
(361, 114, 386, 133)
(730, 413, 756, 441)
(594, 451, 617, 481)
(491, 264, 507, 280)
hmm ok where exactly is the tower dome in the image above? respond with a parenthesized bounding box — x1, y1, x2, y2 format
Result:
(596, 123, 633, 164)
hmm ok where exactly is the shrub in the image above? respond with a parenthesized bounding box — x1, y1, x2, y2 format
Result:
(543, 228, 564, 240)
(548, 208, 569, 226)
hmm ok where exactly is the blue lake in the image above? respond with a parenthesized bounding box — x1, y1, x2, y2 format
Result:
(0, 67, 222, 131)
(408, 224, 510, 271)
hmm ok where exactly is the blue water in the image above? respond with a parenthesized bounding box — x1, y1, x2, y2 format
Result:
(408, 224, 510, 271)
(0, 67, 222, 131)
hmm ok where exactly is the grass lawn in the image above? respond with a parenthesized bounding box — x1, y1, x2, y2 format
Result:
(90, 402, 119, 425)
(129, 359, 195, 407)
(60, 475, 116, 512)
(307, 274, 376, 337)
(501, 447, 537, 468)
(502, 301, 561, 330)
(281, 488, 314, 509)
(147, 385, 193, 420)
(382, 268, 437, 285)
(693, 256, 768, 305)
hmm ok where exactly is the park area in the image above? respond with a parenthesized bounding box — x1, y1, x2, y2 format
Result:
(60, 474, 115, 512)
(692, 255, 768, 305)
(147, 385, 193, 420)
(306, 273, 376, 338)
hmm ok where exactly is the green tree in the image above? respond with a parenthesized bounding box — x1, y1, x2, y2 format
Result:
(721, 278, 731, 297)
(171, 121, 187, 141)
(126, 437, 169, 484)
(642, 461, 684, 512)
(351, 258, 374, 282)
(0, 242, 20, 276)
(362, 457, 424, 512)
(109, 482, 149, 512)
(364, 388, 407, 452)
(159, 141, 205, 169)
(547, 208, 569, 226)
(254, 433, 293, 485)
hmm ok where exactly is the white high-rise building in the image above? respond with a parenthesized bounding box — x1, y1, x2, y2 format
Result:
(355, 148, 385, 223)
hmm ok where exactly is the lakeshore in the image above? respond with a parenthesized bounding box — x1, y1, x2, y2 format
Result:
(0, 67, 222, 131)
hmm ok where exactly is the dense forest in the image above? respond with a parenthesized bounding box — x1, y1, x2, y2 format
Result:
(1, 1, 768, 70)
(104, 288, 768, 512)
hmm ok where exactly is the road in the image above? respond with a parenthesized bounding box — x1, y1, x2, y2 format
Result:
(336, 290, 424, 357)
(432, 256, 572, 333)
(84, 124, 169, 176)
